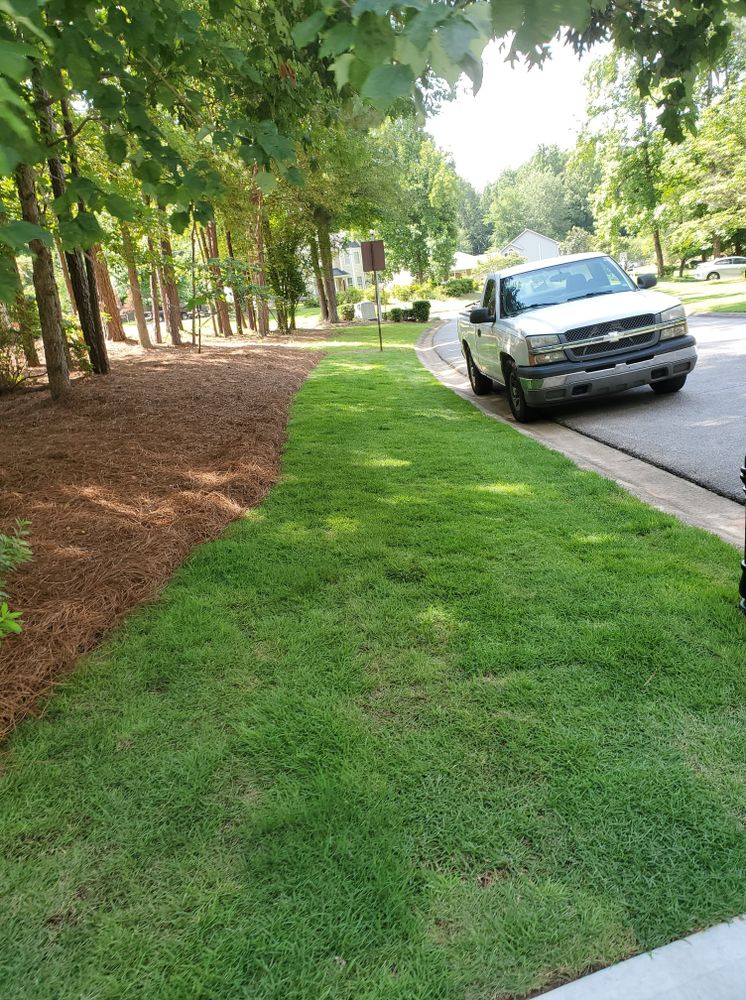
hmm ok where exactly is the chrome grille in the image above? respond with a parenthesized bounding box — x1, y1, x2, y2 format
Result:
(569, 330, 657, 359)
(563, 314, 655, 342)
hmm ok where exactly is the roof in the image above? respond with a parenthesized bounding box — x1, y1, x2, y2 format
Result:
(496, 251, 607, 279)
(332, 267, 349, 276)
(500, 228, 561, 252)
(452, 250, 488, 271)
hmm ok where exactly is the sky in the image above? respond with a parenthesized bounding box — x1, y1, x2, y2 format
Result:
(426, 40, 603, 190)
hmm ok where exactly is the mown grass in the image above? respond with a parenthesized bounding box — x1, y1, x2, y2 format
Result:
(2, 323, 746, 999)
(658, 277, 746, 313)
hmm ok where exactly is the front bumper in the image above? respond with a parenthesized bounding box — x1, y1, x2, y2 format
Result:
(516, 336, 697, 406)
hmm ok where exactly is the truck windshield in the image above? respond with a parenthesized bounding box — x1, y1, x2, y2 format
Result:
(500, 257, 636, 317)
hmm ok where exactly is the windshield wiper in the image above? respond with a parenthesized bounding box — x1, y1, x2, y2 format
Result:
(511, 301, 561, 315)
(567, 290, 617, 302)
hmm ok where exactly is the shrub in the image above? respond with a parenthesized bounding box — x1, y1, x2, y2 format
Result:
(378, 287, 390, 305)
(303, 295, 319, 308)
(338, 286, 363, 305)
(0, 519, 31, 639)
(0, 329, 27, 393)
(63, 317, 92, 373)
(411, 300, 431, 322)
(341, 304, 355, 321)
(444, 277, 477, 297)
(390, 284, 413, 302)
(389, 307, 404, 323)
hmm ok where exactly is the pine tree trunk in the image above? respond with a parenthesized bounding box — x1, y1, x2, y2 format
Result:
(159, 222, 183, 345)
(254, 209, 269, 337)
(121, 224, 151, 348)
(54, 235, 76, 314)
(206, 221, 233, 337)
(91, 245, 127, 341)
(146, 236, 163, 344)
(33, 74, 109, 374)
(197, 228, 220, 337)
(225, 230, 244, 334)
(309, 236, 329, 322)
(15, 163, 70, 400)
(316, 215, 338, 323)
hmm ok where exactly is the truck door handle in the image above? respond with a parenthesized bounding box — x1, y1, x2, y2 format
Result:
(476, 328, 481, 336)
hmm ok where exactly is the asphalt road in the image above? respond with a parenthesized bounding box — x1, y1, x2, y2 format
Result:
(434, 315, 746, 502)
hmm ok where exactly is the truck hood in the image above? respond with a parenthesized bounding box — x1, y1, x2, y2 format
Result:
(506, 289, 681, 335)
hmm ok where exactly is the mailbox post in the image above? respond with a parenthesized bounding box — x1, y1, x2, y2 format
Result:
(360, 239, 385, 352)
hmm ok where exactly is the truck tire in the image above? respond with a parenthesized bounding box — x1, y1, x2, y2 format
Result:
(503, 358, 538, 422)
(651, 374, 687, 394)
(465, 347, 492, 396)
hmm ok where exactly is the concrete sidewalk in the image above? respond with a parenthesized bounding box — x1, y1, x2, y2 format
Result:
(539, 916, 746, 999)
(417, 322, 744, 548)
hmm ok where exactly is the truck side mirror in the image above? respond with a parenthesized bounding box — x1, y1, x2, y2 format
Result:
(470, 307, 492, 324)
(637, 273, 657, 289)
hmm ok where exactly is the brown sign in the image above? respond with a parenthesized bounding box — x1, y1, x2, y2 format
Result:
(360, 239, 385, 272)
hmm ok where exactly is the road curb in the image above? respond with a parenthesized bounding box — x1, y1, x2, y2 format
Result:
(416, 325, 743, 549)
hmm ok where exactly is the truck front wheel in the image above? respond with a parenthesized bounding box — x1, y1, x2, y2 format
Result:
(465, 347, 492, 396)
(504, 359, 538, 422)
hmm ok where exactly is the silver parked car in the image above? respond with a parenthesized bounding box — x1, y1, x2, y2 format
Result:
(694, 256, 746, 281)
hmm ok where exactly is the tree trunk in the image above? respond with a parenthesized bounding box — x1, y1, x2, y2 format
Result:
(225, 230, 244, 335)
(15, 163, 70, 400)
(309, 236, 328, 322)
(121, 224, 152, 348)
(206, 221, 233, 337)
(679, 256, 686, 278)
(91, 245, 127, 342)
(197, 228, 220, 338)
(652, 228, 665, 277)
(146, 237, 163, 344)
(159, 221, 183, 345)
(254, 209, 269, 337)
(54, 235, 76, 314)
(713, 235, 722, 257)
(33, 74, 109, 374)
(315, 214, 338, 323)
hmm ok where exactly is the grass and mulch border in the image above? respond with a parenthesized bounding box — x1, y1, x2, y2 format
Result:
(0, 340, 319, 739)
(657, 277, 746, 314)
(1, 323, 745, 999)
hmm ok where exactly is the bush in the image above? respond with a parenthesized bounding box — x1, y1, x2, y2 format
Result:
(444, 277, 477, 297)
(303, 295, 319, 308)
(412, 300, 431, 322)
(341, 304, 355, 321)
(0, 329, 27, 393)
(390, 284, 413, 302)
(62, 317, 92, 373)
(378, 287, 390, 305)
(389, 307, 404, 323)
(338, 286, 363, 305)
(0, 519, 31, 639)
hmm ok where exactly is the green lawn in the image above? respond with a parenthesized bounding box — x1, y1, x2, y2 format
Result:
(657, 276, 746, 313)
(2, 323, 746, 999)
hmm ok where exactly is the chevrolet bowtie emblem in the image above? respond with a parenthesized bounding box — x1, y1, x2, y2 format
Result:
(607, 329, 623, 341)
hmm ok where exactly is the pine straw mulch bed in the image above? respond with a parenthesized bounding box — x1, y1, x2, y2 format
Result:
(0, 340, 321, 741)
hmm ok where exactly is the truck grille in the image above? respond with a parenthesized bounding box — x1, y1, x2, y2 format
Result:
(563, 313, 657, 360)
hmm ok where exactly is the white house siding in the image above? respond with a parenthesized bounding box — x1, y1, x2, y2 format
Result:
(500, 229, 561, 262)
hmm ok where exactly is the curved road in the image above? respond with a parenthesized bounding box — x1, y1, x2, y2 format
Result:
(434, 314, 746, 502)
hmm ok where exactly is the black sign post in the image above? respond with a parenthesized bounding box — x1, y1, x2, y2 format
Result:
(360, 239, 385, 352)
(740, 454, 746, 615)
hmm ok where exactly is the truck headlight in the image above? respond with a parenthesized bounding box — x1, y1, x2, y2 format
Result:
(658, 304, 688, 340)
(526, 334, 566, 366)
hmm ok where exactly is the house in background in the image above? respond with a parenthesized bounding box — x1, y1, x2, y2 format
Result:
(500, 229, 561, 262)
(450, 251, 489, 278)
(331, 240, 367, 291)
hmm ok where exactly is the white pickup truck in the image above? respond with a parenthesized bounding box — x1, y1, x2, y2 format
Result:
(458, 252, 697, 421)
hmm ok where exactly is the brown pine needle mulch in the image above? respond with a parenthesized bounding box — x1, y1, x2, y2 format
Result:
(0, 342, 320, 741)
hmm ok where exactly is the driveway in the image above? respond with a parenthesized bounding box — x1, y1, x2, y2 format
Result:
(434, 315, 746, 502)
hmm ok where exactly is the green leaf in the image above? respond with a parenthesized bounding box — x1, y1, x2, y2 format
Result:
(331, 53, 355, 89)
(352, 0, 392, 14)
(0, 219, 53, 250)
(291, 11, 326, 48)
(103, 132, 127, 164)
(0, 254, 19, 304)
(285, 165, 305, 186)
(0, 39, 34, 81)
(254, 171, 276, 194)
(58, 212, 104, 251)
(169, 209, 191, 233)
(319, 22, 356, 58)
(360, 63, 414, 108)
(103, 192, 138, 221)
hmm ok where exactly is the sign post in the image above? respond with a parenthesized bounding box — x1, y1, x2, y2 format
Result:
(360, 239, 385, 352)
